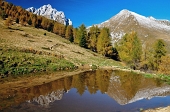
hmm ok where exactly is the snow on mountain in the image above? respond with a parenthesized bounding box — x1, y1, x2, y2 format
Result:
(129, 10, 170, 31)
(95, 9, 170, 45)
(26, 4, 72, 25)
(26, 7, 36, 12)
(100, 9, 170, 31)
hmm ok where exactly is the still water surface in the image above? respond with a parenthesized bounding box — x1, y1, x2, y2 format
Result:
(1, 70, 170, 112)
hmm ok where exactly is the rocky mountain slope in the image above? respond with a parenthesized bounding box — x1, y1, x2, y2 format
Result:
(26, 4, 72, 25)
(95, 9, 170, 47)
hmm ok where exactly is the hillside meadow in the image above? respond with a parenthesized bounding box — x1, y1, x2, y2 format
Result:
(0, 18, 122, 77)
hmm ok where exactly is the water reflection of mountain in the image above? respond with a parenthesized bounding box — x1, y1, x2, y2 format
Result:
(107, 71, 170, 105)
(28, 70, 170, 107)
(27, 70, 112, 107)
(28, 89, 65, 107)
(2, 70, 170, 110)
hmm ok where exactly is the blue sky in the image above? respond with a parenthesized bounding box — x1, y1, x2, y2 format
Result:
(6, 0, 170, 27)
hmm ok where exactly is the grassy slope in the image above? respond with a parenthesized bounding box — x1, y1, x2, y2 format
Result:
(0, 18, 122, 76)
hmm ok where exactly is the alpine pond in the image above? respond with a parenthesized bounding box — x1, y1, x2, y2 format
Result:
(1, 70, 170, 112)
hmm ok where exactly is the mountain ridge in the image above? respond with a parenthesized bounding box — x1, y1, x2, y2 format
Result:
(98, 9, 170, 30)
(94, 9, 170, 46)
(26, 4, 72, 26)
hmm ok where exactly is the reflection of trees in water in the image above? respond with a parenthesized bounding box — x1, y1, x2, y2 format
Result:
(115, 70, 143, 99)
(16, 70, 112, 103)
(113, 70, 164, 100)
(25, 70, 112, 106)
(71, 70, 112, 95)
(64, 76, 73, 90)
(1, 70, 167, 110)
(72, 73, 86, 95)
(86, 72, 97, 94)
(96, 70, 112, 94)
(107, 70, 170, 105)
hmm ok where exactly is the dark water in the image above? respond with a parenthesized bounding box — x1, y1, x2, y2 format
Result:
(1, 70, 170, 112)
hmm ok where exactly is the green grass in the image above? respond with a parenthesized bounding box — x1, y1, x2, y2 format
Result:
(143, 73, 170, 84)
(144, 73, 154, 78)
(91, 64, 98, 70)
(157, 74, 170, 83)
(0, 48, 75, 77)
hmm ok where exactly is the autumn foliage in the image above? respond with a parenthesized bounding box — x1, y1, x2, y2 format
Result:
(0, 1, 118, 60)
(0, 1, 66, 36)
(115, 32, 142, 68)
(158, 55, 170, 75)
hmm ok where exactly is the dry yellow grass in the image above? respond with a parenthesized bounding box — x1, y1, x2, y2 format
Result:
(0, 18, 121, 67)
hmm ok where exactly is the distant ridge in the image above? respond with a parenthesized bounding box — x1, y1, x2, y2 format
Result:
(26, 4, 72, 25)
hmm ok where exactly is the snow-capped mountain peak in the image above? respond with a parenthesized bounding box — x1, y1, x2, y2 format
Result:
(148, 16, 156, 20)
(46, 4, 52, 8)
(117, 9, 131, 16)
(26, 4, 72, 26)
(103, 9, 170, 31)
(95, 9, 170, 45)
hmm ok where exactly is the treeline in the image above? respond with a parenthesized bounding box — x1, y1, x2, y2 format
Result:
(73, 25, 118, 59)
(0, 0, 118, 59)
(115, 31, 170, 75)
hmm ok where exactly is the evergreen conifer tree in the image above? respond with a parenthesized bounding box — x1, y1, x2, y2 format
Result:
(77, 24, 87, 48)
(153, 39, 166, 70)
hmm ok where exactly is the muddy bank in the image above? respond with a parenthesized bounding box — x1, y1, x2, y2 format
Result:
(0, 69, 90, 93)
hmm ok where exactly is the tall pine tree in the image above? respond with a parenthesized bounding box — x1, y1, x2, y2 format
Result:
(97, 27, 113, 56)
(88, 25, 100, 52)
(153, 39, 166, 70)
(116, 32, 142, 67)
(77, 24, 87, 48)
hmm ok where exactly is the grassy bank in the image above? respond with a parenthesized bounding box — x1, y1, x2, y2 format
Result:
(143, 73, 170, 84)
(0, 48, 76, 77)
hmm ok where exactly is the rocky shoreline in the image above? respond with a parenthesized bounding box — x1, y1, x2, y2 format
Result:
(143, 106, 170, 112)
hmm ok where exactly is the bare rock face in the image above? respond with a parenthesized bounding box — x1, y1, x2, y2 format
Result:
(26, 4, 72, 26)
